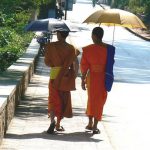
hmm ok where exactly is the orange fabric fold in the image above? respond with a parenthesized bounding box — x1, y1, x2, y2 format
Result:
(48, 80, 72, 119)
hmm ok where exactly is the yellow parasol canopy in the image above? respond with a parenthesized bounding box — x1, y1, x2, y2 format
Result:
(83, 9, 146, 29)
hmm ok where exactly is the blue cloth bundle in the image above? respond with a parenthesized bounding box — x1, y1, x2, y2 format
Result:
(105, 44, 115, 92)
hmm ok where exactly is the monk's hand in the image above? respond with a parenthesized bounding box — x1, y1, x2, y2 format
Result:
(81, 80, 86, 90)
(81, 73, 86, 90)
(81, 76, 86, 90)
(53, 78, 60, 89)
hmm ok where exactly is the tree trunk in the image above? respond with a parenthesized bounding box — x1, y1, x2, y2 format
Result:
(29, 9, 38, 22)
(111, 0, 115, 8)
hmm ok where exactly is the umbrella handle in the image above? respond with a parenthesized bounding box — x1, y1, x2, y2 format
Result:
(112, 24, 115, 45)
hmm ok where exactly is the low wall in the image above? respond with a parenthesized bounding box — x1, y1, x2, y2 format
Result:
(0, 38, 40, 145)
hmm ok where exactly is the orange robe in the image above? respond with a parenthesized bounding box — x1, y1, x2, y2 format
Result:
(80, 44, 107, 121)
(44, 41, 76, 119)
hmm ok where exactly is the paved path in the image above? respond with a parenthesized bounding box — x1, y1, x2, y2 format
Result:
(0, 48, 113, 150)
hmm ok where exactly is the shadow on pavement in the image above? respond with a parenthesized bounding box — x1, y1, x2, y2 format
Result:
(4, 131, 102, 142)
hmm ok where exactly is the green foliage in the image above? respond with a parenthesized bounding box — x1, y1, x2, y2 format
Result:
(131, 6, 145, 14)
(14, 12, 31, 33)
(0, 0, 52, 13)
(0, 0, 37, 72)
(0, 34, 33, 71)
(0, 51, 18, 71)
(0, 26, 33, 72)
(145, 1, 150, 15)
(108, 0, 150, 21)
(0, 28, 14, 47)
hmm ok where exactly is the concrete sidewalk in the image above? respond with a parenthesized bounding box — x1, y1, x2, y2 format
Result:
(0, 48, 113, 150)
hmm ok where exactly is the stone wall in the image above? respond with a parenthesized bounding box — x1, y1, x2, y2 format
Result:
(0, 38, 40, 145)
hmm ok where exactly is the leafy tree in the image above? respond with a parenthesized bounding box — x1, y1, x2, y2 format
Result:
(0, 0, 52, 15)
(0, 0, 37, 71)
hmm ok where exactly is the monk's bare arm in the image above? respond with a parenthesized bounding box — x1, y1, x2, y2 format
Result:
(80, 49, 89, 90)
(81, 72, 87, 90)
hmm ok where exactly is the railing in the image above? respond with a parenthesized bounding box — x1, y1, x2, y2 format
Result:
(0, 38, 40, 145)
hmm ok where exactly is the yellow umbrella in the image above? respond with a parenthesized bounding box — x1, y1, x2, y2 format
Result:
(83, 9, 147, 43)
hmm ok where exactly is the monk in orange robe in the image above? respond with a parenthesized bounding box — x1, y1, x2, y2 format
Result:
(80, 27, 115, 134)
(44, 30, 79, 134)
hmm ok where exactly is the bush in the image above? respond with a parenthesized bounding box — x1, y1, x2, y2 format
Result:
(0, 28, 14, 47)
(0, 10, 34, 72)
(0, 27, 34, 71)
(0, 51, 18, 71)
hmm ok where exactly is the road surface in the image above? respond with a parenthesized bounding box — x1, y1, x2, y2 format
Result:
(67, 1, 150, 150)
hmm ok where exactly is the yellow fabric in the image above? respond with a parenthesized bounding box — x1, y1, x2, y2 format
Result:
(83, 9, 146, 29)
(50, 67, 61, 79)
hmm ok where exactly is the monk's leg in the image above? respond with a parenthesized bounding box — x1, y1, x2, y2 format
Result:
(55, 91, 65, 131)
(56, 117, 60, 128)
(92, 118, 100, 134)
(49, 110, 55, 123)
(86, 116, 93, 130)
(47, 109, 56, 134)
(88, 116, 93, 127)
(47, 80, 57, 133)
(55, 116, 64, 131)
(93, 118, 98, 130)
(48, 82, 56, 123)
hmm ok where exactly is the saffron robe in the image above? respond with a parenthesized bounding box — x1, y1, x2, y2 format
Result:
(44, 41, 76, 119)
(81, 44, 108, 121)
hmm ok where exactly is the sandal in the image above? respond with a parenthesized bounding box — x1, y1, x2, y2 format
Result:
(85, 125, 93, 130)
(47, 121, 56, 134)
(56, 126, 65, 131)
(93, 129, 100, 134)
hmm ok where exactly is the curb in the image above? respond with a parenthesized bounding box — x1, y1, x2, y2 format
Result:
(126, 28, 150, 41)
